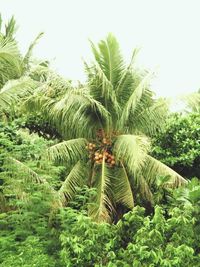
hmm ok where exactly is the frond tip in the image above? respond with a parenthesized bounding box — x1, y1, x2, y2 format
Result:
(142, 155, 187, 187)
(58, 161, 88, 205)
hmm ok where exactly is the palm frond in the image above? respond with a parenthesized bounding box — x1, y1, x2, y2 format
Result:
(5, 16, 17, 38)
(5, 158, 60, 206)
(0, 15, 2, 32)
(23, 32, 44, 69)
(113, 162, 134, 208)
(134, 172, 153, 203)
(89, 156, 114, 222)
(47, 138, 88, 164)
(119, 71, 154, 127)
(89, 35, 123, 115)
(0, 36, 23, 87)
(50, 88, 111, 139)
(113, 134, 150, 174)
(58, 161, 88, 205)
(116, 47, 140, 94)
(131, 98, 169, 136)
(90, 33, 125, 87)
(142, 155, 187, 187)
(181, 92, 200, 113)
(7, 157, 48, 185)
(90, 62, 121, 114)
(0, 77, 37, 109)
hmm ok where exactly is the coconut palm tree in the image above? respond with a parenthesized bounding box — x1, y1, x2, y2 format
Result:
(0, 15, 43, 112)
(181, 90, 200, 113)
(25, 34, 186, 223)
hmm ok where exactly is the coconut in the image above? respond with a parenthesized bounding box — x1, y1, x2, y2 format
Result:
(102, 138, 107, 144)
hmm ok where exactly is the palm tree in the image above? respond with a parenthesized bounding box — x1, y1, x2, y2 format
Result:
(181, 91, 200, 113)
(0, 15, 43, 112)
(26, 34, 186, 223)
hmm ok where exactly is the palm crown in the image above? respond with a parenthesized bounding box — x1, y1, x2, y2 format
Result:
(25, 34, 186, 223)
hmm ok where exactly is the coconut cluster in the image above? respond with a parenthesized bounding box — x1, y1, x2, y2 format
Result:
(86, 136, 116, 167)
(94, 151, 115, 166)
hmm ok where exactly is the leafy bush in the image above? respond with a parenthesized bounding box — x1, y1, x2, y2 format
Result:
(1, 178, 200, 266)
(110, 205, 199, 267)
(0, 236, 55, 267)
(153, 113, 200, 178)
(58, 208, 115, 266)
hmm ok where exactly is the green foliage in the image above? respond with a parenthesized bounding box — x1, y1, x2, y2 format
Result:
(0, 119, 66, 212)
(56, 185, 200, 266)
(1, 143, 200, 267)
(0, 237, 55, 267)
(0, 17, 199, 267)
(0, 188, 57, 267)
(182, 91, 200, 113)
(58, 208, 115, 266)
(24, 34, 185, 222)
(0, 16, 44, 115)
(153, 113, 200, 178)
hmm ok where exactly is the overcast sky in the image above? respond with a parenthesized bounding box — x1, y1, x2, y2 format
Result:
(1, 0, 200, 98)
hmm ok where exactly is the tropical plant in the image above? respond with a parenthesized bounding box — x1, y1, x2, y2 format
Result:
(153, 113, 200, 179)
(0, 15, 43, 113)
(24, 34, 186, 223)
(181, 90, 200, 113)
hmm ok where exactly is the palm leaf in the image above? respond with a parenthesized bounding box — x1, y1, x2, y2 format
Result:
(131, 98, 169, 136)
(113, 162, 134, 208)
(5, 158, 60, 206)
(0, 77, 37, 109)
(47, 138, 88, 164)
(58, 161, 88, 205)
(89, 35, 122, 114)
(0, 36, 23, 87)
(142, 155, 187, 187)
(181, 92, 200, 113)
(50, 88, 110, 139)
(5, 16, 17, 38)
(7, 157, 49, 185)
(116, 47, 140, 94)
(119, 71, 154, 127)
(113, 134, 150, 174)
(23, 32, 44, 69)
(90, 62, 121, 114)
(134, 172, 153, 203)
(88, 155, 114, 222)
(90, 33, 124, 87)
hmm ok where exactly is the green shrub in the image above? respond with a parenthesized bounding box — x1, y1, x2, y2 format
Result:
(153, 113, 200, 178)
(0, 236, 55, 267)
(58, 207, 115, 266)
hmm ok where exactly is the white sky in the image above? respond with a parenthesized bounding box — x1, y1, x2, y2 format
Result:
(1, 0, 200, 98)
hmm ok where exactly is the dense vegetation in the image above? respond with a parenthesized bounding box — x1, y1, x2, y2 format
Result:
(0, 17, 200, 266)
(153, 113, 200, 179)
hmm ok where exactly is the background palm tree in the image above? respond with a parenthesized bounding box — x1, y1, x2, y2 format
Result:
(181, 90, 200, 113)
(25, 34, 186, 223)
(0, 15, 43, 113)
